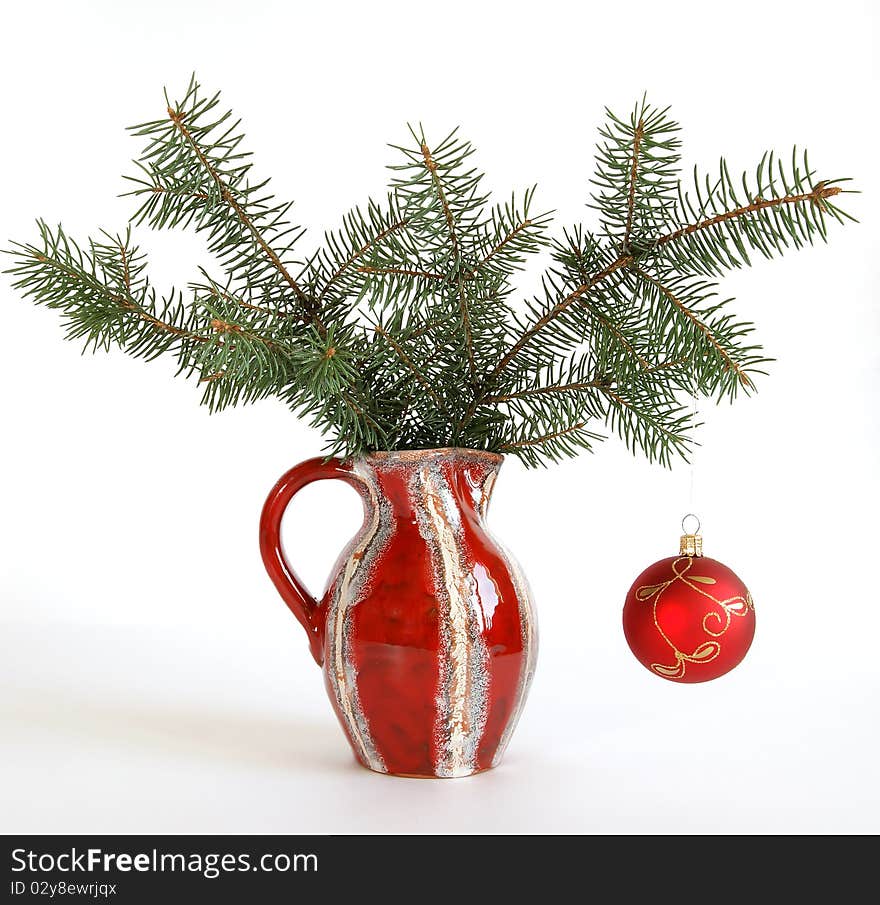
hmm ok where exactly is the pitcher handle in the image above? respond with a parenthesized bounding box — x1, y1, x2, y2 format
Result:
(259, 457, 362, 666)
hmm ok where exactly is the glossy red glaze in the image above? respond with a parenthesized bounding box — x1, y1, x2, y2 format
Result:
(622, 554, 755, 683)
(259, 449, 537, 777)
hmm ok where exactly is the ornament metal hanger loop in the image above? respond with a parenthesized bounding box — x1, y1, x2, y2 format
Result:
(681, 513, 701, 536)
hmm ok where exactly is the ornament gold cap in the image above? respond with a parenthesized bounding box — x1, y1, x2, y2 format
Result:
(680, 533, 703, 556)
(680, 513, 703, 557)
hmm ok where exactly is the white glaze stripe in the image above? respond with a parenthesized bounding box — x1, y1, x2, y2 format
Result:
(326, 461, 387, 773)
(419, 463, 490, 777)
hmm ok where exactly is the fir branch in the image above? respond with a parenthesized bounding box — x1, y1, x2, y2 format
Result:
(658, 182, 841, 249)
(358, 265, 445, 280)
(479, 254, 634, 393)
(126, 76, 316, 325)
(6, 223, 210, 353)
(633, 266, 753, 390)
(599, 382, 692, 466)
(139, 181, 209, 203)
(373, 323, 448, 411)
(591, 99, 682, 252)
(420, 141, 459, 250)
(579, 295, 651, 371)
(624, 116, 644, 249)
(480, 159, 848, 404)
(646, 356, 687, 373)
(420, 138, 476, 384)
(467, 218, 533, 278)
(484, 379, 605, 404)
(465, 188, 553, 288)
(317, 217, 410, 304)
(499, 421, 588, 450)
(5, 83, 855, 468)
(653, 151, 852, 276)
(163, 103, 315, 322)
(497, 417, 605, 467)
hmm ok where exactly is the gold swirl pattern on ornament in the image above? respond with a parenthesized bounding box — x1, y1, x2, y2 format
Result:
(636, 557, 754, 679)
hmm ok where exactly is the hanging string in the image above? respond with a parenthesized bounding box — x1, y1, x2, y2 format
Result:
(689, 391, 698, 513)
(681, 390, 700, 538)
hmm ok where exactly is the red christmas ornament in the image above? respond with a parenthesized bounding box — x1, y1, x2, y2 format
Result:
(622, 520, 755, 683)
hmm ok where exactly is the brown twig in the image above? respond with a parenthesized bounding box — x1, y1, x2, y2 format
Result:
(357, 265, 444, 280)
(483, 255, 634, 388)
(407, 312, 458, 340)
(581, 297, 651, 370)
(210, 318, 242, 335)
(341, 392, 385, 437)
(166, 106, 321, 332)
(374, 324, 448, 411)
(598, 386, 679, 439)
(35, 249, 209, 343)
(472, 183, 839, 412)
(466, 220, 533, 278)
(208, 316, 281, 353)
(634, 266, 752, 387)
(118, 240, 132, 293)
(421, 142, 457, 245)
(452, 254, 632, 436)
(484, 380, 606, 404)
(624, 118, 644, 249)
(318, 219, 409, 302)
(653, 183, 842, 249)
(646, 356, 688, 373)
(499, 422, 587, 451)
(421, 140, 475, 383)
(205, 285, 281, 319)
(119, 296, 206, 340)
(147, 184, 209, 202)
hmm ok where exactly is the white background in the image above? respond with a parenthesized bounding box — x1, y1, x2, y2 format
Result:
(1, 0, 877, 834)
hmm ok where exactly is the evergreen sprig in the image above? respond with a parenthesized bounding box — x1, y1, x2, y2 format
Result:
(5, 81, 855, 466)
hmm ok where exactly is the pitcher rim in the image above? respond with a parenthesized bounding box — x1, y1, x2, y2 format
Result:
(363, 447, 503, 464)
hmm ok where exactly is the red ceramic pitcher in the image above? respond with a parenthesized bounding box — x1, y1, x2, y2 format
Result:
(259, 448, 537, 778)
